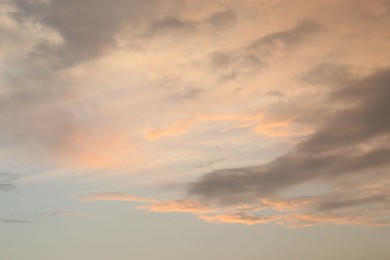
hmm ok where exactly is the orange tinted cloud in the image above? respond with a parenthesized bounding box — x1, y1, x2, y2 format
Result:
(63, 130, 134, 169)
(199, 213, 281, 225)
(254, 118, 313, 137)
(138, 200, 215, 214)
(145, 121, 193, 140)
(259, 198, 313, 211)
(81, 192, 390, 228)
(144, 113, 311, 142)
(79, 192, 156, 203)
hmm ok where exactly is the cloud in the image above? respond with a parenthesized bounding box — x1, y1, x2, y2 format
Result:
(144, 9, 236, 38)
(208, 19, 322, 81)
(145, 112, 310, 141)
(146, 17, 196, 37)
(145, 121, 193, 140)
(3, 0, 390, 230)
(172, 68, 390, 226)
(0, 173, 18, 191)
(138, 200, 215, 214)
(79, 192, 156, 203)
(0, 218, 30, 224)
(187, 69, 390, 203)
(10, 0, 162, 67)
(0, 210, 81, 224)
(82, 181, 390, 228)
(206, 9, 236, 29)
(300, 63, 355, 86)
(199, 213, 280, 225)
(41, 211, 82, 217)
(248, 20, 321, 55)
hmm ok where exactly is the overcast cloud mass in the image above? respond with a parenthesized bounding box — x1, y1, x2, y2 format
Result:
(1, 0, 390, 259)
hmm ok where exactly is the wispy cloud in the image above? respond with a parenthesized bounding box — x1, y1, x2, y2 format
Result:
(79, 192, 156, 203)
(0, 173, 18, 191)
(138, 200, 215, 214)
(0, 218, 30, 224)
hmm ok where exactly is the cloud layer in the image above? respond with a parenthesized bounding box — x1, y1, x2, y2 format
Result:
(1, 0, 390, 228)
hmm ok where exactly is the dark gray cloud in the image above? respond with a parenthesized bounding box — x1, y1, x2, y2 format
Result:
(298, 69, 390, 153)
(187, 69, 390, 205)
(10, 0, 165, 67)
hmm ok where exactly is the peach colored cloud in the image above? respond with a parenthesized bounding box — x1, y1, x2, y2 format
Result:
(259, 198, 313, 211)
(80, 189, 390, 228)
(144, 113, 311, 141)
(79, 192, 156, 203)
(199, 213, 281, 225)
(138, 200, 215, 214)
(145, 121, 193, 140)
(61, 130, 134, 169)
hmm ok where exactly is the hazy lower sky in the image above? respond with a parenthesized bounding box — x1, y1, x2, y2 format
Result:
(1, 0, 390, 259)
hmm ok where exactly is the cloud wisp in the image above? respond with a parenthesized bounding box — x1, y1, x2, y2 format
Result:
(0, 173, 18, 192)
(208, 20, 322, 81)
(79, 192, 156, 203)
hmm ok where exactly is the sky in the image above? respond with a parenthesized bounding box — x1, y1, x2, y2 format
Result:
(1, 0, 390, 259)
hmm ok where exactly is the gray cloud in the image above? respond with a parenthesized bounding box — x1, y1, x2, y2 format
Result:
(0, 84, 79, 160)
(0, 173, 18, 191)
(187, 69, 390, 205)
(316, 194, 390, 211)
(300, 63, 355, 86)
(0, 211, 79, 224)
(144, 9, 236, 38)
(208, 20, 322, 81)
(298, 69, 390, 153)
(10, 0, 164, 67)
(0, 218, 30, 224)
(247, 20, 321, 55)
(206, 9, 236, 29)
(3, 0, 164, 160)
(2, 2, 237, 156)
(147, 17, 196, 36)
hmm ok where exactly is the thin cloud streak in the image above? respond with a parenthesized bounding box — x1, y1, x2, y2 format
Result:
(79, 192, 156, 203)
